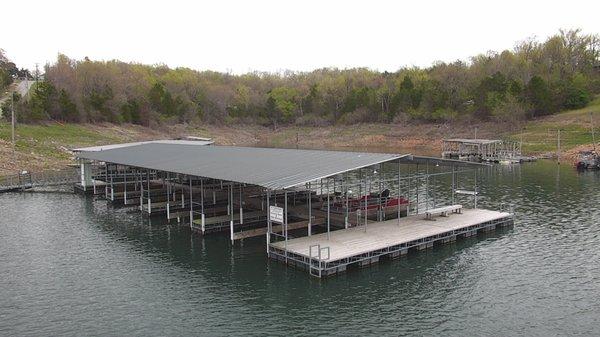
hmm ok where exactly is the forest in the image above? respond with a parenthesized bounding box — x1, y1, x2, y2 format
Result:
(3, 29, 599, 127)
(0, 51, 30, 92)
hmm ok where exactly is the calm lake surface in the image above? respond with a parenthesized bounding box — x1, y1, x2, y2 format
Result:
(1, 160, 599, 336)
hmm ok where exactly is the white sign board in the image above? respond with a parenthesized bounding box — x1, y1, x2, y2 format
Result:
(269, 206, 284, 224)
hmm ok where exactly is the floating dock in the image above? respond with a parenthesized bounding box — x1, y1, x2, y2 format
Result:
(73, 143, 514, 277)
(269, 209, 513, 277)
(442, 138, 535, 163)
(2, 170, 78, 193)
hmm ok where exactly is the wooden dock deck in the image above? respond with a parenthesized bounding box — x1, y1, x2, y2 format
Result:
(269, 208, 513, 277)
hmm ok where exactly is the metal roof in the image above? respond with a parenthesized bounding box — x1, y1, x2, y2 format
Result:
(72, 139, 214, 152)
(443, 138, 502, 145)
(403, 155, 490, 167)
(77, 144, 404, 190)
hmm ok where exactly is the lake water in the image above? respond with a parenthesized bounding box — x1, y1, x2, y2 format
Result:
(1, 160, 599, 336)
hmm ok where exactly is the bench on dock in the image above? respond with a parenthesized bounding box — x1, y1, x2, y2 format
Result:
(454, 189, 478, 196)
(425, 205, 462, 220)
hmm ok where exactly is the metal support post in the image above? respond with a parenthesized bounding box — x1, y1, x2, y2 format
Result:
(474, 169, 478, 209)
(166, 172, 170, 220)
(105, 164, 108, 199)
(407, 165, 411, 215)
(377, 165, 382, 221)
(110, 171, 114, 201)
(227, 183, 231, 216)
(416, 163, 419, 214)
(326, 179, 330, 240)
(189, 176, 193, 229)
(425, 160, 429, 212)
(308, 183, 312, 236)
(147, 170, 151, 214)
(432, 168, 436, 208)
(239, 185, 243, 225)
(364, 173, 368, 232)
(229, 183, 234, 243)
(345, 176, 349, 229)
(397, 159, 401, 225)
(266, 189, 271, 254)
(181, 181, 185, 208)
(200, 178, 205, 233)
(139, 170, 144, 210)
(451, 164, 455, 205)
(123, 166, 128, 204)
(284, 190, 288, 242)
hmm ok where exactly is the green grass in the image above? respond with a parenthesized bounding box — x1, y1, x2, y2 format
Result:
(510, 96, 600, 154)
(246, 126, 304, 147)
(0, 122, 121, 160)
(2, 96, 600, 167)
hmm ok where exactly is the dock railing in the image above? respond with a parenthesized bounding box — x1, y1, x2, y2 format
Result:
(0, 168, 79, 192)
(0, 171, 32, 191)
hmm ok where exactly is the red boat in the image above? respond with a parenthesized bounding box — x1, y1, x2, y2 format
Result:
(326, 189, 409, 213)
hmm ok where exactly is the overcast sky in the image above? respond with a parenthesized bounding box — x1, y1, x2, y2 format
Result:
(2, 0, 599, 74)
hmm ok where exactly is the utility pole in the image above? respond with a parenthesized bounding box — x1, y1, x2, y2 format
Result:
(591, 111, 596, 152)
(557, 129, 561, 165)
(11, 92, 16, 164)
(519, 131, 523, 155)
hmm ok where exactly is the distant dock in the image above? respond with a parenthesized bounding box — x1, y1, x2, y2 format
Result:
(442, 138, 535, 163)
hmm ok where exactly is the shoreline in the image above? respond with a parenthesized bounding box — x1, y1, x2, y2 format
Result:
(0, 119, 588, 176)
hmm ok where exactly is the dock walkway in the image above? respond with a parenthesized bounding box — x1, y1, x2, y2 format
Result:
(1, 170, 78, 193)
(269, 208, 513, 277)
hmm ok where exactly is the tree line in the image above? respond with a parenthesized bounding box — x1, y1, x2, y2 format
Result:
(3, 29, 599, 127)
(0, 49, 31, 93)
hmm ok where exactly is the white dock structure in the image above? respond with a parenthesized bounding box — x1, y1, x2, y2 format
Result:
(74, 143, 514, 278)
(442, 138, 534, 163)
(270, 209, 512, 277)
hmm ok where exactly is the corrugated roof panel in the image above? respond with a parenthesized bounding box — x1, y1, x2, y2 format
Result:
(404, 155, 490, 167)
(77, 144, 404, 190)
(72, 139, 214, 152)
(443, 139, 502, 145)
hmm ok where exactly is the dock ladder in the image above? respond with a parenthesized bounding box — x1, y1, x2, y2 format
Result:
(309, 244, 330, 278)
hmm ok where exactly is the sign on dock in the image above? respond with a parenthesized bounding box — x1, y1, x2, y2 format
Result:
(269, 206, 284, 224)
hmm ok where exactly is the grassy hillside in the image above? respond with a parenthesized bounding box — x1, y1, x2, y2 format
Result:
(0, 123, 176, 174)
(1, 96, 599, 175)
(511, 95, 600, 155)
(0, 122, 265, 175)
(0, 119, 499, 175)
(0, 123, 119, 159)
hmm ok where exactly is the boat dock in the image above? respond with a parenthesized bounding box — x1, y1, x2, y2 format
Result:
(442, 138, 535, 163)
(269, 208, 512, 277)
(72, 142, 514, 277)
(1, 170, 79, 193)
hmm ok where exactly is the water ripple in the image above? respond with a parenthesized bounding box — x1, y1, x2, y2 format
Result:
(1, 161, 599, 336)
